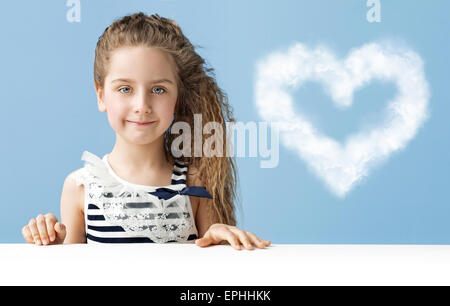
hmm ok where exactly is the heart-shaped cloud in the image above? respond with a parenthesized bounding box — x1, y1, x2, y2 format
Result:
(254, 42, 430, 197)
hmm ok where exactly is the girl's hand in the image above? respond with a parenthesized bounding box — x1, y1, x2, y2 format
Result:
(22, 213, 66, 245)
(195, 223, 271, 250)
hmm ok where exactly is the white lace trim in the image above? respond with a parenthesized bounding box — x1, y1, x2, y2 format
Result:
(69, 168, 91, 187)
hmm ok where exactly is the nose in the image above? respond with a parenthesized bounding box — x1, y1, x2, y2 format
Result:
(133, 90, 152, 114)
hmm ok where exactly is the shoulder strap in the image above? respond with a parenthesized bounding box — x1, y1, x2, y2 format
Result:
(171, 160, 188, 185)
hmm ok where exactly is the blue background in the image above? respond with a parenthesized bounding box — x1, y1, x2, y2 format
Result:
(1, 0, 449, 243)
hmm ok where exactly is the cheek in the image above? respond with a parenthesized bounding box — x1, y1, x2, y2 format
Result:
(154, 100, 176, 128)
(105, 100, 127, 128)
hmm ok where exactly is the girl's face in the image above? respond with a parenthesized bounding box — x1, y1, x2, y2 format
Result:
(96, 46, 178, 145)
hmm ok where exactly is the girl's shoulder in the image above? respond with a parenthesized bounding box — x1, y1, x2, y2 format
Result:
(64, 168, 86, 214)
(67, 150, 106, 187)
(67, 167, 90, 188)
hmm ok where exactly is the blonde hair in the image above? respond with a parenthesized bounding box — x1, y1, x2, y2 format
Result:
(94, 12, 240, 226)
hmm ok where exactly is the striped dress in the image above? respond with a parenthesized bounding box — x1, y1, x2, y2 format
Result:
(69, 151, 212, 244)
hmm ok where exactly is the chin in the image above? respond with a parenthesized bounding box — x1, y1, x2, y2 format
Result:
(127, 137, 157, 145)
(127, 133, 164, 145)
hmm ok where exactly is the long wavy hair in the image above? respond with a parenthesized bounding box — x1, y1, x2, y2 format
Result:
(93, 12, 240, 226)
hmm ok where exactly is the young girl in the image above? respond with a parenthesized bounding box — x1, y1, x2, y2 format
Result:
(21, 12, 270, 250)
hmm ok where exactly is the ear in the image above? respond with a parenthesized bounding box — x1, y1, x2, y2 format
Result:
(95, 81, 106, 113)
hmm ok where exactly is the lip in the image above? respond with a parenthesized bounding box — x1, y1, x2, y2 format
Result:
(127, 120, 156, 126)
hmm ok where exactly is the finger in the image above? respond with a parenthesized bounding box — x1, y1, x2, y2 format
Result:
(28, 218, 41, 245)
(54, 222, 67, 241)
(229, 227, 254, 250)
(261, 238, 271, 246)
(196, 231, 216, 247)
(36, 214, 50, 245)
(245, 231, 267, 248)
(45, 213, 57, 242)
(22, 225, 34, 244)
(195, 236, 211, 247)
(225, 230, 242, 250)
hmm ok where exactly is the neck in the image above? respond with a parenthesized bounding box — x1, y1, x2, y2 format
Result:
(108, 133, 170, 172)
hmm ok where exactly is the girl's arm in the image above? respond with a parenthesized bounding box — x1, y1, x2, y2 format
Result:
(61, 173, 87, 244)
(187, 165, 220, 238)
(195, 194, 221, 239)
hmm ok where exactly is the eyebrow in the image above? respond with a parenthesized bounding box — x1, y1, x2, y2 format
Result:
(111, 78, 174, 85)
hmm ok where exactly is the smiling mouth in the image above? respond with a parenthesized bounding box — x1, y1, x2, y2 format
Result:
(127, 120, 156, 125)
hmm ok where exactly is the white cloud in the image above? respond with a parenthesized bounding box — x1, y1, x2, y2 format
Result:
(254, 42, 430, 197)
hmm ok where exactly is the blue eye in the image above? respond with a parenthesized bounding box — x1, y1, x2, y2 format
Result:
(118, 87, 165, 94)
(153, 87, 165, 94)
(119, 87, 131, 94)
